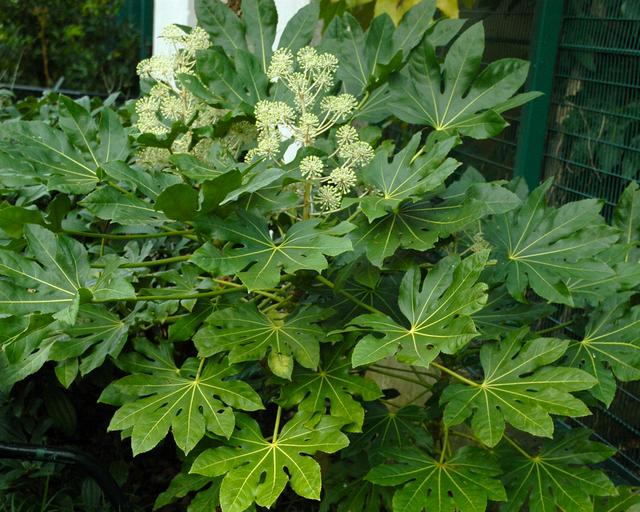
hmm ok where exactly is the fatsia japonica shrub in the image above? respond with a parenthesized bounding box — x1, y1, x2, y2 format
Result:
(1, 1, 639, 511)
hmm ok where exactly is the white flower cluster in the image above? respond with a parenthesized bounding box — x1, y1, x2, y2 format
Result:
(133, 24, 224, 166)
(247, 46, 358, 161)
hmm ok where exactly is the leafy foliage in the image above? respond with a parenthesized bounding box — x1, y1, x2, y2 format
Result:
(0, 1, 636, 510)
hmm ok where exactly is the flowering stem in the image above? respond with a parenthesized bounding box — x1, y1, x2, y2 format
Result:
(303, 182, 312, 219)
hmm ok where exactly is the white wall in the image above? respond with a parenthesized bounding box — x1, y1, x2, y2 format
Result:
(152, 0, 308, 55)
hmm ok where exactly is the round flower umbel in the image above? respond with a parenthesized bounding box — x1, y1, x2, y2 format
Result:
(248, 46, 372, 214)
(133, 24, 224, 167)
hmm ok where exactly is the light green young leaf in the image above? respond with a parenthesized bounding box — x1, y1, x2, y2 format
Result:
(500, 429, 617, 512)
(484, 179, 617, 305)
(190, 413, 349, 512)
(565, 293, 640, 406)
(388, 22, 536, 138)
(441, 329, 596, 446)
(350, 251, 488, 367)
(101, 339, 263, 455)
(0, 225, 89, 319)
(191, 212, 353, 291)
(194, 303, 327, 379)
(359, 132, 459, 221)
(366, 446, 506, 512)
(277, 348, 382, 431)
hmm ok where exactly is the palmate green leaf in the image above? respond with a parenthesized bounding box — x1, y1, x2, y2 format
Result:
(594, 487, 640, 512)
(350, 251, 488, 367)
(195, 0, 247, 54)
(80, 186, 167, 225)
(565, 293, 640, 406)
(154, 472, 223, 512)
(194, 303, 327, 379)
(191, 212, 353, 291)
(441, 329, 595, 446)
(388, 22, 537, 139)
(2, 121, 98, 193)
(101, 160, 182, 200)
(366, 446, 506, 512)
(49, 304, 131, 377)
(359, 132, 459, 222)
(484, 179, 618, 305)
(277, 1, 319, 53)
(344, 402, 433, 462)
(190, 413, 349, 512)
(277, 347, 382, 431)
(101, 339, 263, 455)
(242, 0, 277, 74)
(565, 257, 640, 307)
(350, 177, 520, 267)
(500, 429, 617, 512)
(613, 181, 640, 262)
(0, 224, 89, 321)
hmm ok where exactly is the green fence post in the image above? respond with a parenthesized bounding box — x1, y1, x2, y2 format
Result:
(513, 0, 564, 189)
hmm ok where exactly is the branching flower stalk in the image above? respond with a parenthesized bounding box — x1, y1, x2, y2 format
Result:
(248, 46, 373, 216)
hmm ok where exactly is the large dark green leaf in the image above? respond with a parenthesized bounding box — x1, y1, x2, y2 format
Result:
(277, 347, 382, 431)
(441, 329, 595, 446)
(500, 429, 616, 512)
(191, 212, 353, 291)
(484, 179, 617, 305)
(388, 22, 537, 139)
(350, 251, 488, 367)
(80, 186, 167, 225)
(242, 0, 277, 73)
(101, 339, 263, 455)
(194, 303, 327, 379)
(190, 413, 349, 512)
(565, 293, 640, 406)
(277, 1, 319, 53)
(195, 0, 247, 53)
(367, 446, 506, 512)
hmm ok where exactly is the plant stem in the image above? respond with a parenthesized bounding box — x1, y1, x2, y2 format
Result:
(272, 406, 283, 444)
(303, 182, 312, 220)
(366, 368, 431, 387)
(91, 288, 240, 304)
(212, 279, 285, 303)
(439, 427, 449, 464)
(431, 361, 479, 387)
(195, 357, 206, 380)
(315, 275, 380, 315)
(503, 434, 532, 459)
(91, 254, 192, 269)
(65, 229, 192, 240)
(536, 320, 574, 336)
(371, 363, 437, 378)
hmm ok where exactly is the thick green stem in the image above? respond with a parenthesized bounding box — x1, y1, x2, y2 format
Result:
(536, 320, 574, 336)
(272, 406, 283, 443)
(431, 362, 479, 388)
(65, 230, 192, 240)
(91, 288, 240, 304)
(439, 427, 449, 464)
(91, 254, 192, 269)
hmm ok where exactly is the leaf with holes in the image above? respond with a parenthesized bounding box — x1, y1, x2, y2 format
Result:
(366, 446, 506, 512)
(388, 22, 538, 138)
(484, 179, 617, 305)
(101, 339, 263, 455)
(190, 413, 349, 512)
(191, 212, 353, 291)
(441, 329, 596, 447)
(350, 251, 488, 367)
(277, 348, 382, 431)
(194, 303, 328, 380)
(500, 429, 617, 512)
(565, 293, 640, 406)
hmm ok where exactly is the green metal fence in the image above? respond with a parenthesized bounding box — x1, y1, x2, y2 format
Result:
(459, 0, 640, 484)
